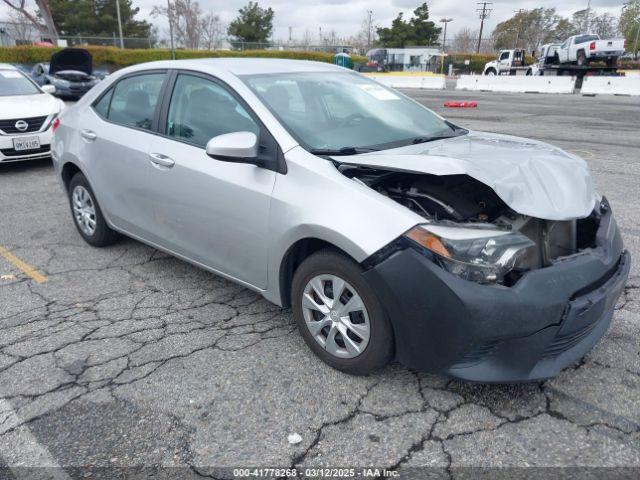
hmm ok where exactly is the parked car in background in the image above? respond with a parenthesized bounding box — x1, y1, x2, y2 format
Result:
(0, 63, 64, 163)
(32, 48, 101, 99)
(556, 34, 627, 67)
(52, 59, 629, 382)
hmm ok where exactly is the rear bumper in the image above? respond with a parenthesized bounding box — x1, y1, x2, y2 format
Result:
(363, 204, 630, 383)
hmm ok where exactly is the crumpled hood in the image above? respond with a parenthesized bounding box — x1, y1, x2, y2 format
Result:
(334, 131, 597, 221)
(49, 48, 93, 76)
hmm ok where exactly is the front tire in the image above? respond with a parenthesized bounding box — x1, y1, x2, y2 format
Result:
(291, 250, 393, 375)
(485, 68, 497, 76)
(68, 172, 119, 247)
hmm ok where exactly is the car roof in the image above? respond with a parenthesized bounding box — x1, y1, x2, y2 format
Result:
(0, 63, 18, 71)
(123, 58, 345, 77)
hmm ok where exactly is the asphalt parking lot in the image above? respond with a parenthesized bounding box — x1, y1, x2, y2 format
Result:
(0, 90, 639, 477)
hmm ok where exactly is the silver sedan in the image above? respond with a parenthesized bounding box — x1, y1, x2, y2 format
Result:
(51, 59, 629, 382)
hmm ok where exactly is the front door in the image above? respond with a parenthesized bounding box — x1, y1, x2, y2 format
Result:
(147, 72, 277, 289)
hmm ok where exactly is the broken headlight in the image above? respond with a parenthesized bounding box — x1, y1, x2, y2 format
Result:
(405, 223, 535, 284)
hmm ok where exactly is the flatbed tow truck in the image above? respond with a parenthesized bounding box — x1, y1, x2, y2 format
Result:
(483, 47, 623, 88)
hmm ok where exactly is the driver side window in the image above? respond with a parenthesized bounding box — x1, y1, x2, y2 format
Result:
(166, 74, 259, 148)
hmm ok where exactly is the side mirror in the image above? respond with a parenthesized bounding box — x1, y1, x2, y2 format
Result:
(42, 84, 56, 94)
(206, 131, 260, 165)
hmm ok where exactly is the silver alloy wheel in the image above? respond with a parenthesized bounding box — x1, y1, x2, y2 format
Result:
(301, 274, 371, 359)
(72, 185, 97, 236)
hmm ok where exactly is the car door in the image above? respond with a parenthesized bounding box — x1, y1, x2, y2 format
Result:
(147, 71, 278, 289)
(81, 71, 168, 237)
(498, 51, 511, 71)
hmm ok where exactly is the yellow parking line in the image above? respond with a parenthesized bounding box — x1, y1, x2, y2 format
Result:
(0, 245, 47, 283)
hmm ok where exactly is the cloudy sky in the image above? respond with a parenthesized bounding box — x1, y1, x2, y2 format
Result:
(1, 0, 625, 42)
(140, 0, 624, 42)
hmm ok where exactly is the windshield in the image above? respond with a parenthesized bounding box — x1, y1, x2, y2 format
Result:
(243, 71, 457, 153)
(0, 70, 41, 96)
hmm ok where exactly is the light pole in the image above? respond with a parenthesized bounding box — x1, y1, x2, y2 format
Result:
(440, 18, 452, 53)
(115, 0, 124, 49)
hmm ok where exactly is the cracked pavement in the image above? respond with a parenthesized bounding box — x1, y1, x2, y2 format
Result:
(0, 91, 639, 477)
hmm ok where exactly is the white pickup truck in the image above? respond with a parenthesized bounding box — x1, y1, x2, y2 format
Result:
(556, 34, 627, 67)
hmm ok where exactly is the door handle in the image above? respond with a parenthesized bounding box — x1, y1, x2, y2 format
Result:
(80, 129, 97, 141)
(149, 152, 175, 168)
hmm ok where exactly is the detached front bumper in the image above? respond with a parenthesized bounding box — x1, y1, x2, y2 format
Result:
(363, 205, 630, 383)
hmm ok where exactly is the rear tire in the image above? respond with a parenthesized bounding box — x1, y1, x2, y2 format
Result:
(68, 172, 119, 247)
(291, 249, 393, 375)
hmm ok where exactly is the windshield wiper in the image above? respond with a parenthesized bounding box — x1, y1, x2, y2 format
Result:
(411, 134, 458, 145)
(411, 127, 468, 145)
(309, 146, 379, 156)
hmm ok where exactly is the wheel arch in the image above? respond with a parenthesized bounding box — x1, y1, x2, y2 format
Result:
(278, 237, 358, 308)
(60, 161, 84, 193)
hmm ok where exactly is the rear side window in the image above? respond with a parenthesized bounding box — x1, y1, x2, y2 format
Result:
(107, 73, 165, 130)
(575, 35, 599, 44)
(94, 88, 113, 118)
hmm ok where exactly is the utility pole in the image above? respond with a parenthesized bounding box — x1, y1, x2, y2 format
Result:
(366, 10, 373, 52)
(440, 18, 452, 53)
(115, 0, 124, 49)
(167, 0, 176, 59)
(514, 8, 525, 49)
(289, 26, 292, 43)
(476, 2, 492, 54)
(584, 0, 592, 33)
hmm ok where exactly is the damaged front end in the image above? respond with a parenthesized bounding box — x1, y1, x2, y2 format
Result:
(342, 167, 602, 287)
(338, 164, 629, 381)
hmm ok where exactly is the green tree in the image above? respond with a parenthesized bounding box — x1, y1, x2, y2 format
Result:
(377, 2, 441, 48)
(410, 2, 441, 46)
(620, 0, 640, 56)
(48, 0, 151, 38)
(227, 1, 274, 44)
(492, 8, 574, 53)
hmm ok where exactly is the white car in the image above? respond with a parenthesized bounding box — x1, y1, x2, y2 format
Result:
(0, 63, 64, 163)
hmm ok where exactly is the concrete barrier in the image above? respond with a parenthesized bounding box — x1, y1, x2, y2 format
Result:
(456, 75, 576, 94)
(366, 74, 446, 90)
(581, 76, 640, 96)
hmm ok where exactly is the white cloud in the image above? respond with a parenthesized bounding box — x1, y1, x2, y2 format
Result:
(1, 0, 625, 43)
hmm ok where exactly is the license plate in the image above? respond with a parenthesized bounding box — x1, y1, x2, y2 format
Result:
(13, 136, 40, 151)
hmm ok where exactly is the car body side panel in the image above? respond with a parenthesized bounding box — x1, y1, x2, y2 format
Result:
(263, 146, 423, 305)
(146, 137, 276, 289)
(68, 107, 158, 238)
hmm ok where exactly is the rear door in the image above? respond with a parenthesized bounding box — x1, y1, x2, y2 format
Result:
(146, 71, 278, 288)
(81, 71, 168, 237)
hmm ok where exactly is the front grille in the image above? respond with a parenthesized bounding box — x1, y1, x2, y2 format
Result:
(0, 116, 48, 134)
(0, 145, 51, 157)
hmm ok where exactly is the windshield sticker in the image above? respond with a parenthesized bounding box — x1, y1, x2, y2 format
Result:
(357, 84, 400, 101)
(0, 71, 23, 78)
